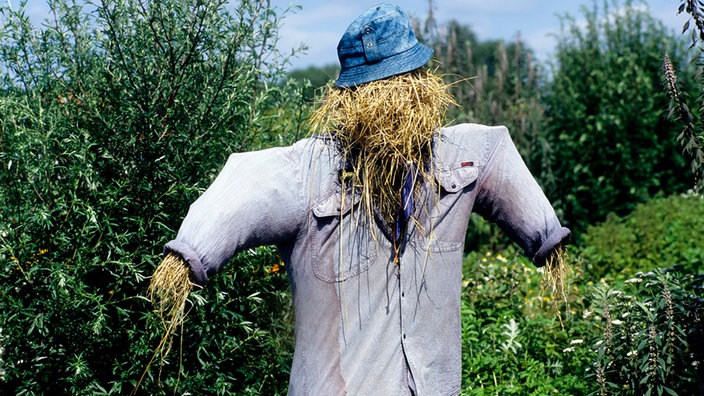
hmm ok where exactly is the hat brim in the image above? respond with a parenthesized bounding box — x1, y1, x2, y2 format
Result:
(335, 42, 434, 88)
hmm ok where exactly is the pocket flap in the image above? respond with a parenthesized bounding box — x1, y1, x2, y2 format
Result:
(434, 162, 479, 193)
(313, 188, 362, 217)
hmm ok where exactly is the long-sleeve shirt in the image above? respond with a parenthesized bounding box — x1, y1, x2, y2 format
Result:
(164, 123, 570, 395)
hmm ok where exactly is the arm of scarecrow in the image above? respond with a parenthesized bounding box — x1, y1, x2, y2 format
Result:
(473, 127, 570, 267)
(163, 145, 304, 285)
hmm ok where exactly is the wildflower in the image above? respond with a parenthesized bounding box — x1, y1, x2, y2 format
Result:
(611, 319, 623, 325)
(583, 310, 592, 319)
(624, 277, 642, 284)
(267, 262, 284, 274)
(627, 350, 637, 357)
(570, 339, 584, 345)
(496, 254, 507, 263)
(563, 347, 575, 353)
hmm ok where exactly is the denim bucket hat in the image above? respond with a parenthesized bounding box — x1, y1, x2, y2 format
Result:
(335, 3, 434, 88)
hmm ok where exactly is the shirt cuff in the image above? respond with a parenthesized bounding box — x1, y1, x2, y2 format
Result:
(532, 226, 571, 267)
(164, 240, 209, 286)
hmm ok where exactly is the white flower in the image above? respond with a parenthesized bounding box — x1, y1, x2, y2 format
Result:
(624, 278, 643, 284)
(582, 310, 592, 319)
(570, 339, 584, 345)
(611, 319, 623, 325)
(563, 347, 575, 353)
(627, 350, 637, 357)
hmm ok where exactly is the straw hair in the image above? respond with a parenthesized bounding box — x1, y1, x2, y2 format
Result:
(134, 253, 195, 393)
(310, 68, 455, 226)
(148, 252, 194, 332)
(541, 246, 571, 328)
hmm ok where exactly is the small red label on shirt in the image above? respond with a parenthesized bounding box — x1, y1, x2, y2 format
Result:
(461, 161, 474, 167)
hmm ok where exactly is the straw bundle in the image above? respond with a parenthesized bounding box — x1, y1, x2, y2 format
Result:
(147, 252, 195, 354)
(310, 69, 456, 226)
(133, 253, 195, 392)
(541, 246, 571, 327)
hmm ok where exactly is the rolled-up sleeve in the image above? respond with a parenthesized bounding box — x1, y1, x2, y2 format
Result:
(165, 145, 305, 285)
(473, 127, 570, 266)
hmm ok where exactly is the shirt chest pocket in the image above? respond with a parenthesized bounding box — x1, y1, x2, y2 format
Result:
(311, 189, 377, 282)
(435, 163, 479, 193)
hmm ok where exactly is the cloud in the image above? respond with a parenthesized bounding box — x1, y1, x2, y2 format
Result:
(275, 2, 359, 67)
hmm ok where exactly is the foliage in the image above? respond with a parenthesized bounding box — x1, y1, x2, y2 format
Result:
(460, 227, 704, 395)
(543, 0, 693, 235)
(460, 249, 595, 395)
(584, 268, 704, 395)
(578, 193, 704, 281)
(287, 64, 339, 102)
(0, 0, 305, 394)
(663, 1, 704, 192)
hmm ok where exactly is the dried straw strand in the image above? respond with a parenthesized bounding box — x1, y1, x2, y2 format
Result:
(134, 253, 195, 394)
(147, 252, 194, 335)
(310, 69, 456, 227)
(540, 246, 571, 328)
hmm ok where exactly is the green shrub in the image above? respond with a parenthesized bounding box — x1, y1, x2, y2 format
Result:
(543, 0, 693, 235)
(0, 0, 304, 394)
(578, 193, 704, 281)
(584, 268, 704, 395)
(460, 249, 594, 395)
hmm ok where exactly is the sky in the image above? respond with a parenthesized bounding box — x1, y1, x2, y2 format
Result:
(270, 0, 691, 70)
(15, 0, 691, 71)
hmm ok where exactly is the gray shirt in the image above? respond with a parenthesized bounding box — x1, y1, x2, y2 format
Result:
(165, 123, 570, 395)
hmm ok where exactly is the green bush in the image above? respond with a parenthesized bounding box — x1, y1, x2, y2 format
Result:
(578, 193, 704, 281)
(0, 0, 304, 394)
(584, 268, 704, 395)
(460, 249, 595, 395)
(543, 0, 693, 235)
(460, 221, 704, 396)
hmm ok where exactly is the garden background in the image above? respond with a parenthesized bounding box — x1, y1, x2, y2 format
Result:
(1, 0, 704, 394)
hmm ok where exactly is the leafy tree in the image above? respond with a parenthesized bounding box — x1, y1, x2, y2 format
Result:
(288, 63, 339, 102)
(0, 0, 305, 393)
(543, 0, 693, 236)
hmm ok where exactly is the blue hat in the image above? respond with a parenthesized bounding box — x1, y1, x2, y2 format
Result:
(335, 3, 434, 88)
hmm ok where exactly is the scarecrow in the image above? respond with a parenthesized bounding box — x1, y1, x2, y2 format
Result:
(149, 3, 570, 394)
